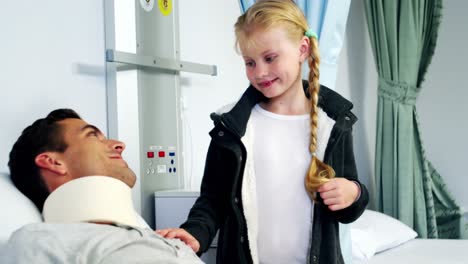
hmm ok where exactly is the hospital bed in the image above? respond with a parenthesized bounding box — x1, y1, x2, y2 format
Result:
(2, 171, 468, 263)
(363, 239, 468, 264)
(351, 208, 468, 263)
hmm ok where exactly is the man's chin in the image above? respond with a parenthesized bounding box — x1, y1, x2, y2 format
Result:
(108, 169, 137, 188)
(126, 171, 137, 188)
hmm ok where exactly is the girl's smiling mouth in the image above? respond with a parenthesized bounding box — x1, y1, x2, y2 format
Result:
(258, 78, 278, 88)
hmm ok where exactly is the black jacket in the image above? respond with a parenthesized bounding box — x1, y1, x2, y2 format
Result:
(181, 82, 369, 264)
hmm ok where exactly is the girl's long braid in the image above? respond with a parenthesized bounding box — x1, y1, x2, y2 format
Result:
(304, 37, 336, 201)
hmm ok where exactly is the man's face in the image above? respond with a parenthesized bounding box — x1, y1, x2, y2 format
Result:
(56, 118, 136, 187)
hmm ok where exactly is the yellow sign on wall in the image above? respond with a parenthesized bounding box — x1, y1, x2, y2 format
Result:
(158, 0, 172, 16)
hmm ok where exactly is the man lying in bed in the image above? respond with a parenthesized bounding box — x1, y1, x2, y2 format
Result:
(0, 108, 203, 264)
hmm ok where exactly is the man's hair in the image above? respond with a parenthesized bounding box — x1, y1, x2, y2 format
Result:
(8, 108, 81, 212)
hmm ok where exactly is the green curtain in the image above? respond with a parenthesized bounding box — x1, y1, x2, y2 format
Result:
(364, 0, 466, 238)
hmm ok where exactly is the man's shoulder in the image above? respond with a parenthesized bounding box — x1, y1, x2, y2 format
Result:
(4, 223, 131, 257)
(2, 223, 112, 263)
(9, 222, 121, 241)
(9, 222, 52, 237)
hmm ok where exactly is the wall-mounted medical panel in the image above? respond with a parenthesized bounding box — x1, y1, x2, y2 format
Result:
(135, 0, 184, 228)
(105, 0, 217, 227)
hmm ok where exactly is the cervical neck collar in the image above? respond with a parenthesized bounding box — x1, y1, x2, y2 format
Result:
(43, 176, 142, 228)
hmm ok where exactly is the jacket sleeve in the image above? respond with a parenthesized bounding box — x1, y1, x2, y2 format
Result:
(325, 124, 369, 223)
(180, 140, 228, 253)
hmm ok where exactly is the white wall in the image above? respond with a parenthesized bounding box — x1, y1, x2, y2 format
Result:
(114, 0, 141, 214)
(0, 1, 107, 174)
(335, 0, 378, 208)
(338, 0, 468, 211)
(178, 0, 246, 189)
(418, 2, 468, 210)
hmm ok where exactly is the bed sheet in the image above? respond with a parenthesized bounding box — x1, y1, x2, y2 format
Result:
(365, 238, 468, 264)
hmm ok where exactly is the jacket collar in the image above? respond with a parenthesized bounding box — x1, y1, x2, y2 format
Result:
(316, 81, 354, 120)
(211, 80, 354, 138)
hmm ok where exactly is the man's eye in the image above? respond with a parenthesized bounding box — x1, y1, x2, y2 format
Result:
(88, 131, 98, 137)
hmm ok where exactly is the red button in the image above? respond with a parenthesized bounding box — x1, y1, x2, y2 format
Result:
(147, 152, 154, 158)
(158, 151, 165, 158)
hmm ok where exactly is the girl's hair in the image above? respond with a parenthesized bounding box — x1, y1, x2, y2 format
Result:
(234, 0, 335, 200)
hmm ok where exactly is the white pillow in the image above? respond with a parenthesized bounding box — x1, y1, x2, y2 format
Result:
(351, 227, 376, 261)
(135, 210, 150, 229)
(339, 223, 353, 264)
(0, 172, 42, 244)
(351, 209, 417, 261)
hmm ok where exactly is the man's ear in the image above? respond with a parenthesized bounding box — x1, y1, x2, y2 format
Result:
(35, 152, 67, 175)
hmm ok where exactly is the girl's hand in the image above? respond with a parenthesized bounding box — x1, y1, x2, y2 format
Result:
(318, 178, 360, 211)
(156, 228, 200, 253)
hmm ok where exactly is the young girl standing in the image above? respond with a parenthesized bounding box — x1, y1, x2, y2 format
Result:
(158, 1, 368, 263)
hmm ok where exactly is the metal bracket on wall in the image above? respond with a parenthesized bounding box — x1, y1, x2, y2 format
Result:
(106, 49, 217, 76)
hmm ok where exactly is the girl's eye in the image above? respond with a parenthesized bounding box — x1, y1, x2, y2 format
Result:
(265, 56, 276, 63)
(245, 61, 255, 67)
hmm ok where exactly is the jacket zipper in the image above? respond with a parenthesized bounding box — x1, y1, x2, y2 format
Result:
(218, 118, 251, 262)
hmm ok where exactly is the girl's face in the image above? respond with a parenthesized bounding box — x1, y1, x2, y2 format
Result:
(240, 26, 309, 102)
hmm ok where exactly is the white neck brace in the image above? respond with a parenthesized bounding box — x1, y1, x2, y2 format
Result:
(43, 176, 142, 228)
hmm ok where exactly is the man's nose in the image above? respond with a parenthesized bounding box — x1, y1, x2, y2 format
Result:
(111, 140, 126, 153)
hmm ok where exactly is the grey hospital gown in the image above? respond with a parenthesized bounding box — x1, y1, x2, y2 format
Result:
(0, 223, 204, 264)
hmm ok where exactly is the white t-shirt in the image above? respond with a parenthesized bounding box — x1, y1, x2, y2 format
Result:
(251, 104, 334, 264)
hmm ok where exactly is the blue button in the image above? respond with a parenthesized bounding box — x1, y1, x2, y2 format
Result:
(169, 168, 172, 173)
(171, 159, 174, 164)
(169, 152, 175, 156)
(173, 168, 176, 173)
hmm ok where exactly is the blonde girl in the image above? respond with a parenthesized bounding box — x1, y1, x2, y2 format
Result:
(158, 1, 368, 263)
